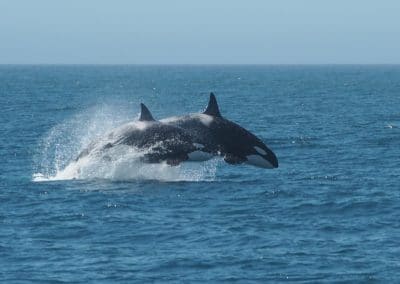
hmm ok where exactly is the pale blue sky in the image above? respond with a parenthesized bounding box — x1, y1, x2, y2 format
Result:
(1, 0, 399, 64)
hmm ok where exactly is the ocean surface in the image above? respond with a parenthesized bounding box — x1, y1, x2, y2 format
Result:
(1, 65, 399, 283)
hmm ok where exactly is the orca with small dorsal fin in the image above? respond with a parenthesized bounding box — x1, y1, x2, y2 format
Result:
(76, 103, 196, 166)
(161, 93, 278, 168)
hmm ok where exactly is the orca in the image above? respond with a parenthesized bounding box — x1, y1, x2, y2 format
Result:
(161, 93, 278, 169)
(76, 93, 278, 169)
(75, 103, 197, 166)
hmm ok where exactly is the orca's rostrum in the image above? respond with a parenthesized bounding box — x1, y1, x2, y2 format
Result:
(76, 93, 278, 169)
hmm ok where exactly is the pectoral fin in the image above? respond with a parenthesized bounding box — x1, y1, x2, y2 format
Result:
(223, 154, 246, 165)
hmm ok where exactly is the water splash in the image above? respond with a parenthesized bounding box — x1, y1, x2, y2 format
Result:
(33, 104, 218, 182)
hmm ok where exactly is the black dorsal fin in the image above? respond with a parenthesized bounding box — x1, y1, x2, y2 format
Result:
(203, 92, 221, 117)
(139, 103, 155, 121)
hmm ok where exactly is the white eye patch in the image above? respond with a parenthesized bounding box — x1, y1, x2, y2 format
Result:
(254, 146, 267, 156)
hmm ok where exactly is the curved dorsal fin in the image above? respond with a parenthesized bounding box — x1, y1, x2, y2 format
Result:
(139, 103, 155, 121)
(203, 92, 221, 117)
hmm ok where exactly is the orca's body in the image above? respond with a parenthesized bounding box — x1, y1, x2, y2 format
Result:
(162, 94, 278, 168)
(76, 93, 278, 169)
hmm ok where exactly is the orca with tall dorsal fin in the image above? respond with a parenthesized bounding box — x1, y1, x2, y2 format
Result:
(161, 93, 278, 168)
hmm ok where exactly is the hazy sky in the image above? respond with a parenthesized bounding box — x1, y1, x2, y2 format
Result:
(1, 0, 399, 64)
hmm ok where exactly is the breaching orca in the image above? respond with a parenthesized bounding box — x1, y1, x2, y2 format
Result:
(161, 93, 278, 169)
(76, 93, 278, 169)
(76, 103, 197, 166)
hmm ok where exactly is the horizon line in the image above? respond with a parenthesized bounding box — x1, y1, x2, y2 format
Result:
(1, 63, 400, 66)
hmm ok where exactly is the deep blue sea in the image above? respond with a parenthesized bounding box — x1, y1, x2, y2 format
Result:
(1, 65, 399, 283)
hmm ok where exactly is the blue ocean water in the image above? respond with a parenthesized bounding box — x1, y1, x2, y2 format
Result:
(0, 65, 399, 282)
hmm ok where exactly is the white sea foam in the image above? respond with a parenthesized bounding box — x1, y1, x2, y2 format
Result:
(32, 104, 218, 183)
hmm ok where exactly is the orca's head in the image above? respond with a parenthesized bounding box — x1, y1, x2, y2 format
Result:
(244, 136, 279, 169)
(221, 122, 278, 169)
(203, 93, 278, 169)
